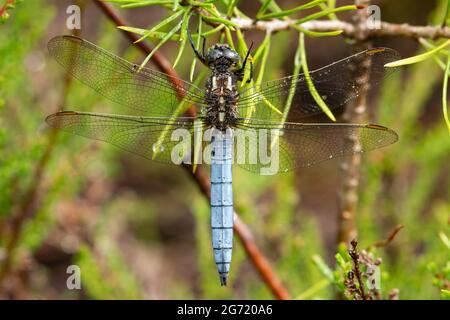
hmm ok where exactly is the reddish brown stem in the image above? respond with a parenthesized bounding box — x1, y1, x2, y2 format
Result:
(0, 0, 14, 17)
(93, 0, 290, 300)
(369, 224, 404, 249)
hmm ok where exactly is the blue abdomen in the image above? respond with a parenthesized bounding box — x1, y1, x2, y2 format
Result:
(210, 129, 233, 286)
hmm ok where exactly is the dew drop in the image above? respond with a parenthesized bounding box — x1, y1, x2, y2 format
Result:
(152, 143, 165, 154)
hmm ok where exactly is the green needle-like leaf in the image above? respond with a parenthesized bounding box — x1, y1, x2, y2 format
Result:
(283, 31, 303, 121)
(118, 0, 174, 8)
(139, 20, 183, 71)
(118, 26, 181, 40)
(442, 0, 450, 27)
(318, 0, 338, 20)
(385, 39, 450, 67)
(418, 38, 448, 70)
(236, 29, 252, 86)
(255, 32, 271, 82)
(134, 10, 184, 43)
(201, 11, 238, 28)
(172, 0, 179, 11)
(226, 0, 239, 16)
(295, 5, 359, 24)
(256, 0, 274, 17)
(438, 231, 450, 249)
(312, 255, 334, 282)
(257, 0, 284, 17)
(292, 24, 342, 37)
(224, 27, 236, 51)
(294, 279, 330, 300)
(172, 10, 192, 68)
(258, 0, 327, 20)
(442, 54, 450, 133)
(190, 16, 203, 82)
(243, 32, 276, 122)
(299, 32, 336, 121)
(201, 24, 225, 37)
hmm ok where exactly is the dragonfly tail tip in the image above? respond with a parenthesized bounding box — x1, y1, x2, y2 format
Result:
(220, 275, 228, 286)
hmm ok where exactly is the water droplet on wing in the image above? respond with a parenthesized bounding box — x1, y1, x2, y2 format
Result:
(152, 143, 165, 154)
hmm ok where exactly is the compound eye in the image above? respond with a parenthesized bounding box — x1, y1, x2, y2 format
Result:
(207, 49, 223, 63)
(224, 50, 239, 63)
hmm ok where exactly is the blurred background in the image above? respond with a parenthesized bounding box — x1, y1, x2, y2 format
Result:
(0, 0, 449, 299)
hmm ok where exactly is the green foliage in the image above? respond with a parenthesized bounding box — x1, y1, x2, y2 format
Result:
(0, 0, 55, 254)
(386, 0, 450, 132)
(75, 243, 142, 299)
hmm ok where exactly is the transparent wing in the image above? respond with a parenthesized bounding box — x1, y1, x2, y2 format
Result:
(233, 119, 398, 173)
(48, 35, 206, 116)
(46, 111, 205, 165)
(238, 48, 400, 121)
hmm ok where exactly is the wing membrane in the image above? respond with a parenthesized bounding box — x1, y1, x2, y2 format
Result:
(46, 111, 204, 165)
(238, 48, 400, 121)
(233, 119, 398, 173)
(48, 36, 206, 116)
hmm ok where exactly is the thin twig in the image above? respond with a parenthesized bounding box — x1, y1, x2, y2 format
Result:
(369, 224, 404, 249)
(232, 17, 450, 39)
(349, 239, 368, 300)
(337, 0, 371, 244)
(94, 0, 291, 300)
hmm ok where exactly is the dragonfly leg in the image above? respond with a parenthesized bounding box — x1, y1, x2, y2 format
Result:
(235, 42, 253, 83)
(188, 29, 207, 66)
(202, 35, 206, 58)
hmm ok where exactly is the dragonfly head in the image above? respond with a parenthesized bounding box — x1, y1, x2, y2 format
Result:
(206, 44, 240, 72)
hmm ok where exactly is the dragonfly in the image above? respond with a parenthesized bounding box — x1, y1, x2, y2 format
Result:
(46, 35, 400, 286)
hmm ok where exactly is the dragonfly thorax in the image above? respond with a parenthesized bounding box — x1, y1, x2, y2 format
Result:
(205, 72, 239, 131)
